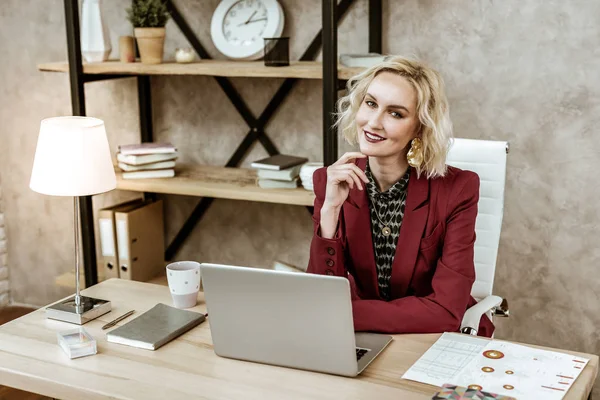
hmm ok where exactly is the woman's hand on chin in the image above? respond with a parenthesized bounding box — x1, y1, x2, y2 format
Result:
(323, 152, 369, 210)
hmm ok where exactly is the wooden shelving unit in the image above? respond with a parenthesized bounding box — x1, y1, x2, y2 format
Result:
(36, 60, 329, 209)
(38, 60, 365, 80)
(45, 0, 372, 288)
(116, 165, 315, 206)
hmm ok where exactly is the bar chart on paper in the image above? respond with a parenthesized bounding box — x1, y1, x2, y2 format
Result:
(402, 333, 489, 386)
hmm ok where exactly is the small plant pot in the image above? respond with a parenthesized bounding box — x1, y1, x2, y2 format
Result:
(134, 27, 165, 64)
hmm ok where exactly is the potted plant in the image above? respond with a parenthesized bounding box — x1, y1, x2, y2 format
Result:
(126, 0, 170, 64)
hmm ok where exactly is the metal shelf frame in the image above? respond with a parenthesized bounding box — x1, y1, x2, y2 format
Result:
(61, 0, 382, 287)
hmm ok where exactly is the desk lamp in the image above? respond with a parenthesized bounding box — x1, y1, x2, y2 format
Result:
(30, 116, 116, 324)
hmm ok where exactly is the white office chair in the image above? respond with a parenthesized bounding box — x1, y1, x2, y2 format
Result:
(446, 138, 510, 336)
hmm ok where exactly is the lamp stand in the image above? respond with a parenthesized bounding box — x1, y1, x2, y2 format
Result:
(46, 197, 111, 324)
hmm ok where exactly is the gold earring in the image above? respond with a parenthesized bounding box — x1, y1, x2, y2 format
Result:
(407, 138, 424, 168)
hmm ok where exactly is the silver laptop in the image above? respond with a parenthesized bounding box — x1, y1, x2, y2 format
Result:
(200, 263, 393, 377)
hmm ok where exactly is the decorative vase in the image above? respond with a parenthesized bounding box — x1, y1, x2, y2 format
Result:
(80, 0, 112, 62)
(175, 48, 195, 63)
(134, 28, 166, 64)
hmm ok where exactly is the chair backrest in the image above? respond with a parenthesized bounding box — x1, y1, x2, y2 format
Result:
(446, 138, 508, 300)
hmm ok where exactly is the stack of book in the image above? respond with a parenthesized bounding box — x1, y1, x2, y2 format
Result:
(116, 142, 178, 179)
(250, 154, 309, 189)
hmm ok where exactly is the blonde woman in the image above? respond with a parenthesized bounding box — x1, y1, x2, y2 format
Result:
(307, 56, 493, 337)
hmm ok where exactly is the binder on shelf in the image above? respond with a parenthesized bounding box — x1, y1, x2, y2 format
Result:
(115, 200, 165, 282)
(97, 199, 144, 279)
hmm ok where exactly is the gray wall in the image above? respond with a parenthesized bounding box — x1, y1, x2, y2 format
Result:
(0, 0, 598, 386)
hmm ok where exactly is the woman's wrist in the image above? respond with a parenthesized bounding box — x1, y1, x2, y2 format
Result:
(319, 204, 342, 239)
(321, 199, 343, 213)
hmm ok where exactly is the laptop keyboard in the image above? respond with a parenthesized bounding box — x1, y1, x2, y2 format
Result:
(356, 347, 370, 361)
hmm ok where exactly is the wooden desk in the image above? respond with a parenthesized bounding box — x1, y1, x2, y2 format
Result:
(0, 279, 597, 400)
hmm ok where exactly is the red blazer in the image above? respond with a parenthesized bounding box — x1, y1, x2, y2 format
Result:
(307, 158, 494, 337)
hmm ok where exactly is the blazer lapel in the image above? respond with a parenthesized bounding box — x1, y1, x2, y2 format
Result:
(390, 168, 430, 299)
(343, 158, 380, 298)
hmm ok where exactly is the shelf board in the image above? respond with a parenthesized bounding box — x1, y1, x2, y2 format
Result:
(38, 60, 365, 80)
(55, 270, 168, 289)
(116, 164, 316, 207)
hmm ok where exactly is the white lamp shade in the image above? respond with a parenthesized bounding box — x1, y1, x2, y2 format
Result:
(30, 116, 117, 196)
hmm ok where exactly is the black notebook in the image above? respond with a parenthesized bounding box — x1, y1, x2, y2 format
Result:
(106, 303, 205, 350)
(250, 154, 308, 170)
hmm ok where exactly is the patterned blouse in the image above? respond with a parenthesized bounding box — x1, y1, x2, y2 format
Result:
(365, 163, 411, 301)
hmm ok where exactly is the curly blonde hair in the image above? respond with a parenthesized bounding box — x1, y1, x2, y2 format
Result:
(335, 55, 453, 179)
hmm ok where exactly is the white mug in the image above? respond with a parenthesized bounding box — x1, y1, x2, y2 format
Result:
(166, 261, 201, 309)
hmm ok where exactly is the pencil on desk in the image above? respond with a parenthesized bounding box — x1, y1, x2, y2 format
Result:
(102, 310, 135, 330)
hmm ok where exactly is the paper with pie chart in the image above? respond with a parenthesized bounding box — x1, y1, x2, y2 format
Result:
(401, 332, 489, 386)
(452, 340, 589, 400)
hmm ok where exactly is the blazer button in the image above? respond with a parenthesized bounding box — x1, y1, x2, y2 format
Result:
(326, 259, 334, 267)
(327, 247, 335, 256)
(325, 269, 334, 275)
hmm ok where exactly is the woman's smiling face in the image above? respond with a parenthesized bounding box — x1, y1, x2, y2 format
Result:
(356, 71, 421, 159)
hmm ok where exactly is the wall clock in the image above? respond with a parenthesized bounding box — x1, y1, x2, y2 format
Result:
(211, 0, 285, 60)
